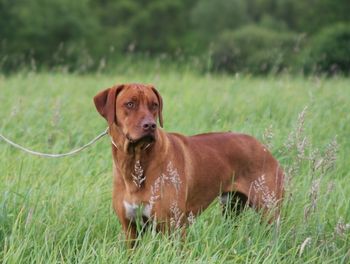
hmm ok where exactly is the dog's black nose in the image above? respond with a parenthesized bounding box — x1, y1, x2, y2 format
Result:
(142, 121, 157, 132)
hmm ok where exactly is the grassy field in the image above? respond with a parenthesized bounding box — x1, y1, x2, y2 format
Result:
(0, 70, 349, 263)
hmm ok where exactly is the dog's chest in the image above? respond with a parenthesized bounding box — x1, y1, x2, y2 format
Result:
(123, 201, 151, 222)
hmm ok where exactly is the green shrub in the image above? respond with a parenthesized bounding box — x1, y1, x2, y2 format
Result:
(302, 23, 350, 75)
(211, 25, 300, 74)
(191, 0, 249, 41)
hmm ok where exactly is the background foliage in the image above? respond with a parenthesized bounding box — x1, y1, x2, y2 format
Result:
(1, 0, 350, 74)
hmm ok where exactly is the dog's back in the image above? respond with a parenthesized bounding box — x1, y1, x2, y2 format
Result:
(166, 131, 284, 215)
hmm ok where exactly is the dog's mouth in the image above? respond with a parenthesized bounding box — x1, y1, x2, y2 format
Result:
(126, 133, 155, 149)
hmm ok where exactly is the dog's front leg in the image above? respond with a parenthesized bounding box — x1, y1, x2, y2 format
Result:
(120, 218, 138, 248)
(113, 198, 138, 248)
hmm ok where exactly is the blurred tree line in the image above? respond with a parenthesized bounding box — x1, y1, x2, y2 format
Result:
(0, 0, 349, 74)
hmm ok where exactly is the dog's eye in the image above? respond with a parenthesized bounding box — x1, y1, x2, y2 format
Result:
(151, 102, 158, 110)
(125, 102, 135, 109)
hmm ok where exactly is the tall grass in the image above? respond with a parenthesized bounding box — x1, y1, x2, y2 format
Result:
(0, 71, 349, 263)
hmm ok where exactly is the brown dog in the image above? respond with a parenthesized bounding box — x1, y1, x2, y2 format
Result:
(93, 83, 284, 245)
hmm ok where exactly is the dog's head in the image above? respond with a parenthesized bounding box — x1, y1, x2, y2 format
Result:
(93, 84, 163, 150)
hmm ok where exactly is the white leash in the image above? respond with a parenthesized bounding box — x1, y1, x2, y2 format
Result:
(0, 127, 109, 158)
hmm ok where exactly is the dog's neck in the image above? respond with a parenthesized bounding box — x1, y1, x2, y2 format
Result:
(109, 126, 168, 193)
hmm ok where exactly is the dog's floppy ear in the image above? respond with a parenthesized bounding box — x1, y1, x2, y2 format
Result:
(151, 86, 163, 127)
(93, 85, 124, 126)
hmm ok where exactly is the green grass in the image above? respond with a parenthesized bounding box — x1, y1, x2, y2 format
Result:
(0, 70, 349, 263)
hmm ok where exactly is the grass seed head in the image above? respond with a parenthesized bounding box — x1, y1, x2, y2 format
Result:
(334, 217, 350, 238)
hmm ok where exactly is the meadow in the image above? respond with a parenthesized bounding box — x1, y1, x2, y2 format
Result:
(0, 68, 349, 263)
